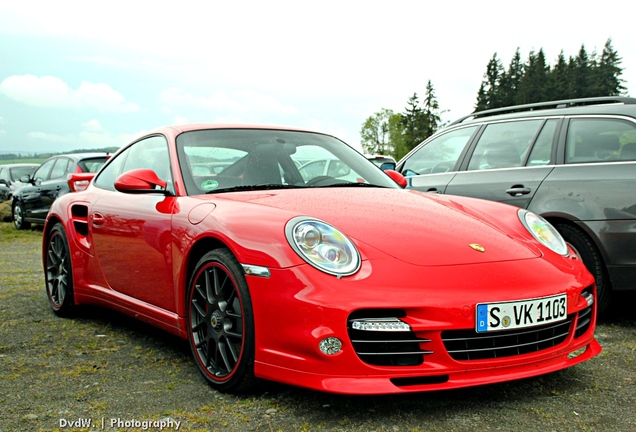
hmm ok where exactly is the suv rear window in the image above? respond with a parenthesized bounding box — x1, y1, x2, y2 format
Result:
(565, 118, 636, 163)
(78, 158, 108, 173)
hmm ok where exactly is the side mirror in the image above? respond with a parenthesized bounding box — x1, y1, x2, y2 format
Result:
(0, 179, 7, 186)
(379, 162, 396, 171)
(115, 168, 168, 193)
(384, 169, 408, 188)
(20, 174, 32, 184)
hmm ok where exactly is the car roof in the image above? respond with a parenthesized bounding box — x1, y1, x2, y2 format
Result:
(163, 123, 318, 134)
(1, 163, 40, 168)
(44, 152, 109, 162)
(449, 96, 636, 126)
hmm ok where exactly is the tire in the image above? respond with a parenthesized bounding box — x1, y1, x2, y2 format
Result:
(554, 223, 612, 316)
(187, 248, 256, 393)
(45, 222, 76, 316)
(12, 201, 31, 230)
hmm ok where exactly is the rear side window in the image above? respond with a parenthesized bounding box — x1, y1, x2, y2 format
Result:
(49, 158, 70, 180)
(467, 120, 545, 170)
(401, 126, 478, 176)
(565, 118, 636, 163)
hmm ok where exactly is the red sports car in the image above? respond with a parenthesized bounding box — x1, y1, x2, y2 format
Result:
(43, 124, 601, 395)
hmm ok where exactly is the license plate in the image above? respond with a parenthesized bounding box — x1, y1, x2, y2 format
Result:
(476, 294, 567, 333)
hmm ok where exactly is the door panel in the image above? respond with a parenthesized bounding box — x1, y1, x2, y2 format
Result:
(445, 166, 554, 208)
(91, 191, 177, 312)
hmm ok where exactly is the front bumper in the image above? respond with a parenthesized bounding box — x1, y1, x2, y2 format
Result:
(246, 256, 600, 394)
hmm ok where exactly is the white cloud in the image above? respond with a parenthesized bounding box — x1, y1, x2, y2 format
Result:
(82, 119, 104, 132)
(27, 120, 136, 150)
(0, 75, 139, 112)
(159, 87, 297, 116)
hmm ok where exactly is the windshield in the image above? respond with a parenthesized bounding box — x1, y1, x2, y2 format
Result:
(10, 166, 37, 181)
(176, 129, 399, 195)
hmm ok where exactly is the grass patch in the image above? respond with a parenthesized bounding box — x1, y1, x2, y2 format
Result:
(0, 200, 11, 222)
(0, 221, 42, 242)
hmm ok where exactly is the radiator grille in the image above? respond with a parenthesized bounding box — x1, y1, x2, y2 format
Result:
(441, 315, 575, 361)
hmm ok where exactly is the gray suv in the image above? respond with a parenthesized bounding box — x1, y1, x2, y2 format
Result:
(397, 96, 636, 314)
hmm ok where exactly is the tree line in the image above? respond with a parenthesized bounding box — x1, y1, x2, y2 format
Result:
(361, 38, 626, 161)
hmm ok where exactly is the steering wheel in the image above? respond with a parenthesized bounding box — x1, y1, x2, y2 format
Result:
(306, 175, 337, 186)
(431, 161, 455, 173)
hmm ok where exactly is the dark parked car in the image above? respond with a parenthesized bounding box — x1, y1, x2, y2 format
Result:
(12, 153, 108, 229)
(396, 96, 636, 314)
(0, 163, 39, 201)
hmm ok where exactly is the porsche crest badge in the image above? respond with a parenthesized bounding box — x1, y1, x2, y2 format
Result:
(469, 243, 485, 252)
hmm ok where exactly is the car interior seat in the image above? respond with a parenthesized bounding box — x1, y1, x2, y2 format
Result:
(241, 145, 282, 185)
(620, 142, 636, 160)
(485, 142, 521, 168)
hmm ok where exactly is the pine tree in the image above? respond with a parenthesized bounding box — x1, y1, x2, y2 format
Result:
(517, 49, 550, 104)
(401, 93, 428, 152)
(548, 51, 571, 100)
(475, 54, 505, 110)
(500, 48, 524, 107)
(595, 38, 626, 96)
(473, 40, 626, 109)
(422, 80, 442, 138)
(474, 82, 488, 112)
(572, 44, 591, 98)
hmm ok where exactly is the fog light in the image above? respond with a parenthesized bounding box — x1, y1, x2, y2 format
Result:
(351, 318, 411, 332)
(319, 337, 342, 355)
(582, 291, 594, 307)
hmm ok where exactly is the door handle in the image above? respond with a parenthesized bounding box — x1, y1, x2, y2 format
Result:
(506, 186, 531, 197)
(92, 212, 105, 228)
(426, 187, 440, 193)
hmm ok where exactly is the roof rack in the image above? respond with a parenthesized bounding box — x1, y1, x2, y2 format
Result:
(449, 96, 636, 125)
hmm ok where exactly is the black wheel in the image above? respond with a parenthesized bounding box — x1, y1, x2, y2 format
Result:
(12, 200, 30, 230)
(45, 223, 75, 316)
(187, 248, 256, 393)
(554, 223, 612, 315)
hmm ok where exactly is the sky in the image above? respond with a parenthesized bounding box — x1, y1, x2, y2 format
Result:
(0, 1, 634, 154)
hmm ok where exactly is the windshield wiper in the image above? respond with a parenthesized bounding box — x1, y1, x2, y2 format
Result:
(207, 184, 306, 194)
(314, 182, 387, 188)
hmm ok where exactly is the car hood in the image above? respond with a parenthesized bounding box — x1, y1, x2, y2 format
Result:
(213, 188, 540, 266)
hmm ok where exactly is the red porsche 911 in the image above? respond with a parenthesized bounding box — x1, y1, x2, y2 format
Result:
(43, 124, 601, 395)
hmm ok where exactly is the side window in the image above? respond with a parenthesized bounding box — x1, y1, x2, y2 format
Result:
(95, 136, 171, 191)
(467, 120, 544, 170)
(566, 118, 636, 163)
(0, 168, 7, 182)
(33, 159, 56, 182)
(527, 119, 558, 166)
(49, 158, 70, 180)
(94, 148, 131, 191)
(401, 126, 478, 176)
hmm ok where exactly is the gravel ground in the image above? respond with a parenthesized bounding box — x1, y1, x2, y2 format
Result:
(1, 222, 635, 432)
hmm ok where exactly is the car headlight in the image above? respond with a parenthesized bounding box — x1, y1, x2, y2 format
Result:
(519, 210, 568, 256)
(285, 217, 361, 276)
